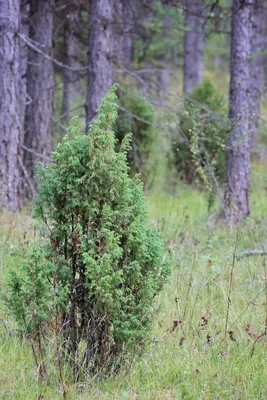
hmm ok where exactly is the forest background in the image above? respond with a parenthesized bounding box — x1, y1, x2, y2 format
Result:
(1, 1, 267, 399)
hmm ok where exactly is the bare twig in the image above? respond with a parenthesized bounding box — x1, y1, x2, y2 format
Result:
(55, 104, 85, 122)
(182, 248, 197, 322)
(54, 283, 67, 400)
(21, 145, 52, 162)
(19, 158, 36, 197)
(225, 229, 238, 336)
(18, 33, 87, 72)
(117, 104, 154, 126)
(52, 116, 68, 133)
(228, 287, 265, 332)
(237, 250, 267, 261)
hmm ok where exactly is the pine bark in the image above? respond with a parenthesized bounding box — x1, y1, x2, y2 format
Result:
(113, 0, 134, 69)
(23, 0, 54, 192)
(19, 0, 30, 123)
(183, 0, 205, 94)
(224, 0, 255, 222)
(121, 1, 134, 69)
(0, 0, 21, 209)
(61, 1, 81, 121)
(86, 0, 114, 127)
(249, 1, 265, 153)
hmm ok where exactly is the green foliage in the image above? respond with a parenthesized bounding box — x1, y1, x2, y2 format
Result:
(7, 240, 54, 337)
(134, 1, 184, 70)
(114, 90, 157, 186)
(171, 80, 228, 190)
(6, 86, 169, 374)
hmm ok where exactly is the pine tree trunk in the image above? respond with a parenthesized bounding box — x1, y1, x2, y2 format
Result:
(122, 1, 135, 68)
(121, 3, 134, 69)
(0, 0, 21, 210)
(61, 1, 81, 121)
(183, 0, 205, 94)
(19, 0, 30, 123)
(113, 0, 134, 69)
(224, 0, 254, 222)
(159, 16, 171, 101)
(112, 0, 123, 68)
(86, 0, 113, 127)
(249, 1, 264, 153)
(23, 0, 54, 194)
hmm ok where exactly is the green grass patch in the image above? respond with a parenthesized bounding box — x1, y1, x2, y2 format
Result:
(1, 174, 267, 399)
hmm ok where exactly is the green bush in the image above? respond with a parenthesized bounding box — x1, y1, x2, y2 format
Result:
(114, 90, 157, 186)
(171, 80, 228, 188)
(7, 240, 54, 337)
(7, 86, 169, 375)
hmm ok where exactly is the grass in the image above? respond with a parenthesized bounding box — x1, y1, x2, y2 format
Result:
(1, 173, 267, 399)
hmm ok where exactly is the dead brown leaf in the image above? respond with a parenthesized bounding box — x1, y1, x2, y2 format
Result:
(170, 319, 182, 333)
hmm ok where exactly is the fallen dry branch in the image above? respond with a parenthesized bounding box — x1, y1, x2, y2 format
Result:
(237, 250, 267, 261)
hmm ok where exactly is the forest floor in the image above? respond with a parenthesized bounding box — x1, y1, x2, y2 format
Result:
(1, 163, 267, 399)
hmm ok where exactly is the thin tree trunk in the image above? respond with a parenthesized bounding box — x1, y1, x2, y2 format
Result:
(61, 1, 81, 122)
(249, 1, 265, 153)
(159, 65, 170, 101)
(159, 16, 171, 101)
(183, 0, 205, 94)
(0, 0, 21, 210)
(86, 0, 114, 128)
(224, 0, 254, 222)
(23, 0, 54, 194)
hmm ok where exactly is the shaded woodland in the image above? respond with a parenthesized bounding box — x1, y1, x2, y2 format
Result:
(0, 0, 266, 222)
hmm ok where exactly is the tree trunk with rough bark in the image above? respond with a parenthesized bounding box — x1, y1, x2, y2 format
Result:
(19, 0, 30, 124)
(121, 1, 134, 69)
(183, 0, 205, 94)
(61, 1, 81, 121)
(224, 0, 254, 222)
(112, 0, 123, 68)
(0, 0, 21, 210)
(249, 1, 265, 153)
(86, 0, 114, 127)
(23, 0, 54, 194)
(113, 0, 135, 70)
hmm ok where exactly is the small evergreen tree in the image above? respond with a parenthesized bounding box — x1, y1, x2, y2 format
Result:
(7, 86, 169, 375)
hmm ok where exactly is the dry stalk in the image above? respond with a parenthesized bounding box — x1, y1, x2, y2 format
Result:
(225, 228, 239, 336)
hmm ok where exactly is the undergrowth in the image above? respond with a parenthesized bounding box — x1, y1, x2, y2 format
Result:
(1, 174, 267, 399)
